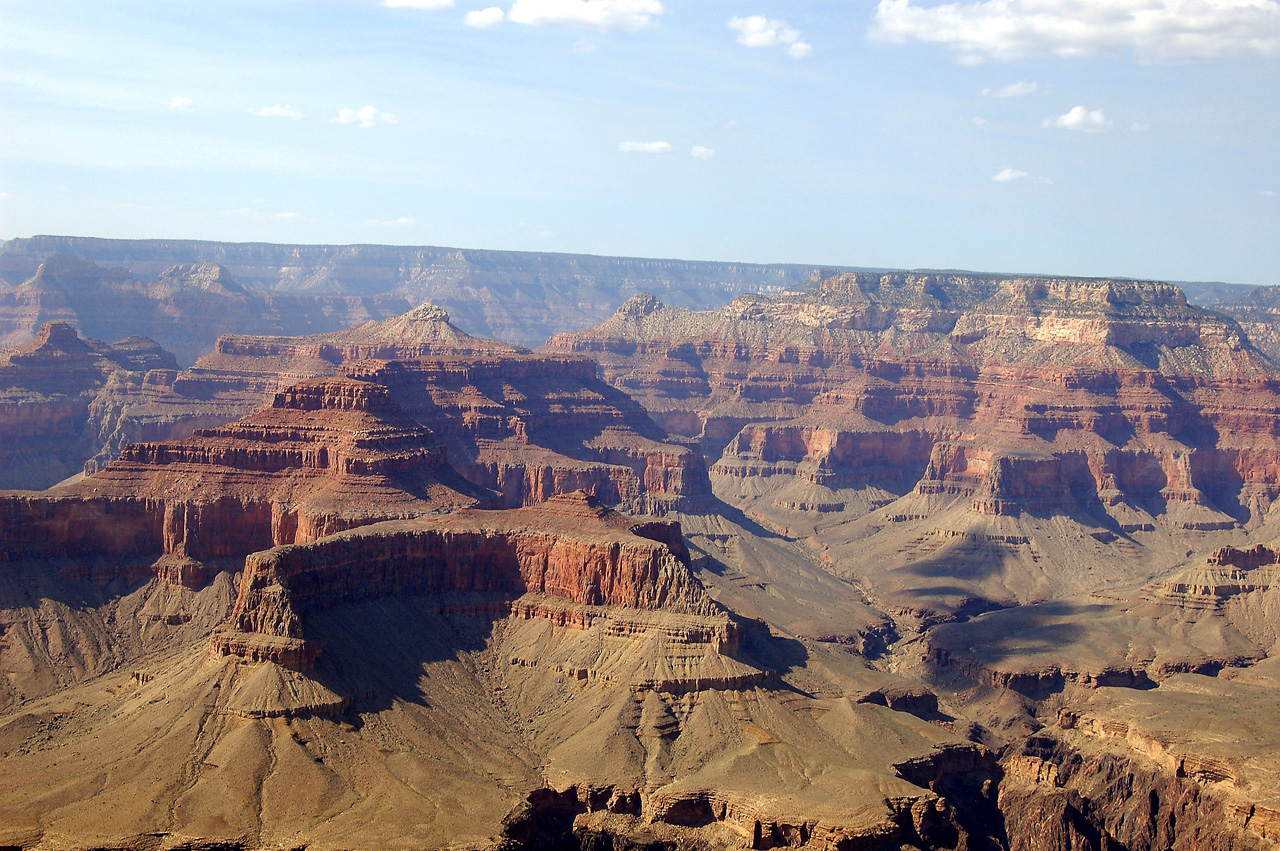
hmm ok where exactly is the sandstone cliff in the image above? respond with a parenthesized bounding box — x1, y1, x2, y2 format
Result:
(345, 355, 710, 513)
(79, 301, 525, 476)
(544, 274, 1280, 621)
(0, 376, 477, 589)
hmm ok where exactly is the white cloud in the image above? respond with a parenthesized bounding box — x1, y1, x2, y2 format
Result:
(691, 146, 715, 160)
(365, 217, 418, 226)
(993, 167, 1028, 182)
(729, 15, 813, 57)
(333, 106, 399, 127)
(870, 0, 1280, 62)
(249, 104, 303, 119)
(0, 192, 11, 199)
(571, 39, 597, 51)
(1262, 190, 1278, 197)
(1046, 105, 1112, 132)
(619, 140, 672, 153)
(971, 116, 986, 125)
(465, 7, 505, 26)
(382, 0, 454, 8)
(1130, 121, 1150, 131)
(508, 0, 665, 32)
(273, 211, 301, 220)
(983, 81, 1037, 97)
(168, 95, 193, 109)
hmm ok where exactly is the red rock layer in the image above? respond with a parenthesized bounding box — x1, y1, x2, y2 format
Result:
(343, 355, 711, 511)
(0, 377, 475, 589)
(80, 300, 526, 475)
(212, 491, 719, 666)
(543, 274, 1280, 522)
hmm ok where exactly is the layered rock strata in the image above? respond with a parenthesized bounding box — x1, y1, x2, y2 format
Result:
(0, 255, 412, 365)
(0, 376, 475, 588)
(0, 321, 177, 489)
(213, 490, 722, 667)
(545, 274, 1280, 617)
(344, 355, 711, 512)
(0, 237, 834, 348)
(80, 300, 525, 475)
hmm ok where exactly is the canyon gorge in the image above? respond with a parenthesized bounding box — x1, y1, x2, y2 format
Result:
(2, 239, 1280, 851)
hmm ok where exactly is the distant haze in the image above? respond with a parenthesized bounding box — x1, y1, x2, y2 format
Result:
(1, 2, 1276, 286)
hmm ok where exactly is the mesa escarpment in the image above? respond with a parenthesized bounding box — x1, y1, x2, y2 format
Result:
(0, 320, 178, 489)
(212, 490, 726, 668)
(345, 355, 710, 512)
(0, 376, 477, 588)
(545, 273, 1280, 619)
(0, 236, 837, 348)
(80, 300, 526, 476)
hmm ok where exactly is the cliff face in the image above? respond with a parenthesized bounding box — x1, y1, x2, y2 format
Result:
(544, 274, 1280, 620)
(344, 355, 711, 512)
(79, 300, 524, 476)
(214, 491, 720, 666)
(0, 376, 476, 589)
(0, 320, 178, 489)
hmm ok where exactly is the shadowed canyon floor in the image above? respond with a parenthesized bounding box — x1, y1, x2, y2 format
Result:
(3, 257, 1280, 850)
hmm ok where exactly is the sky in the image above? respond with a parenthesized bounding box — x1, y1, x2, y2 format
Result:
(1, 0, 1278, 285)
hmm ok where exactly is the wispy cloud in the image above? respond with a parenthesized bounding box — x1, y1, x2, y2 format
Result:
(983, 81, 1037, 98)
(465, 7, 505, 27)
(1262, 190, 1278, 197)
(691, 146, 715, 160)
(382, 0, 454, 8)
(168, 95, 193, 109)
(993, 167, 1028, 182)
(1046, 105, 1112, 132)
(508, 0, 664, 31)
(273, 211, 301, 220)
(333, 106, 398, 128)
(619, 140, 672, 153)
(871, 0, 1280, 62)
(571, 39, 597, 52)
(729, 15, 813, 57)
(249, 104, 303, 119)
(365, 217, 418, 226)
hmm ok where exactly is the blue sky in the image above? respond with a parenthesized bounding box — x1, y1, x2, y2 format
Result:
(1, 0, 1277, 285)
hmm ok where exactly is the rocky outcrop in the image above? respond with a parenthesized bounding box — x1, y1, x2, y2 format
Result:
(545, 274, 1280, 619)
(80, 300, 525, 475)
(0, 320, 178, 489)
(213, 491, 721, 666)
(0, 376, 475, 588)
(345, 355, 711, 512)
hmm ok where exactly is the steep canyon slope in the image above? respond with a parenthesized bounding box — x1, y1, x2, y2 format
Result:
(4, 262, 1280, 850)
(0, 370, 1004, 851)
